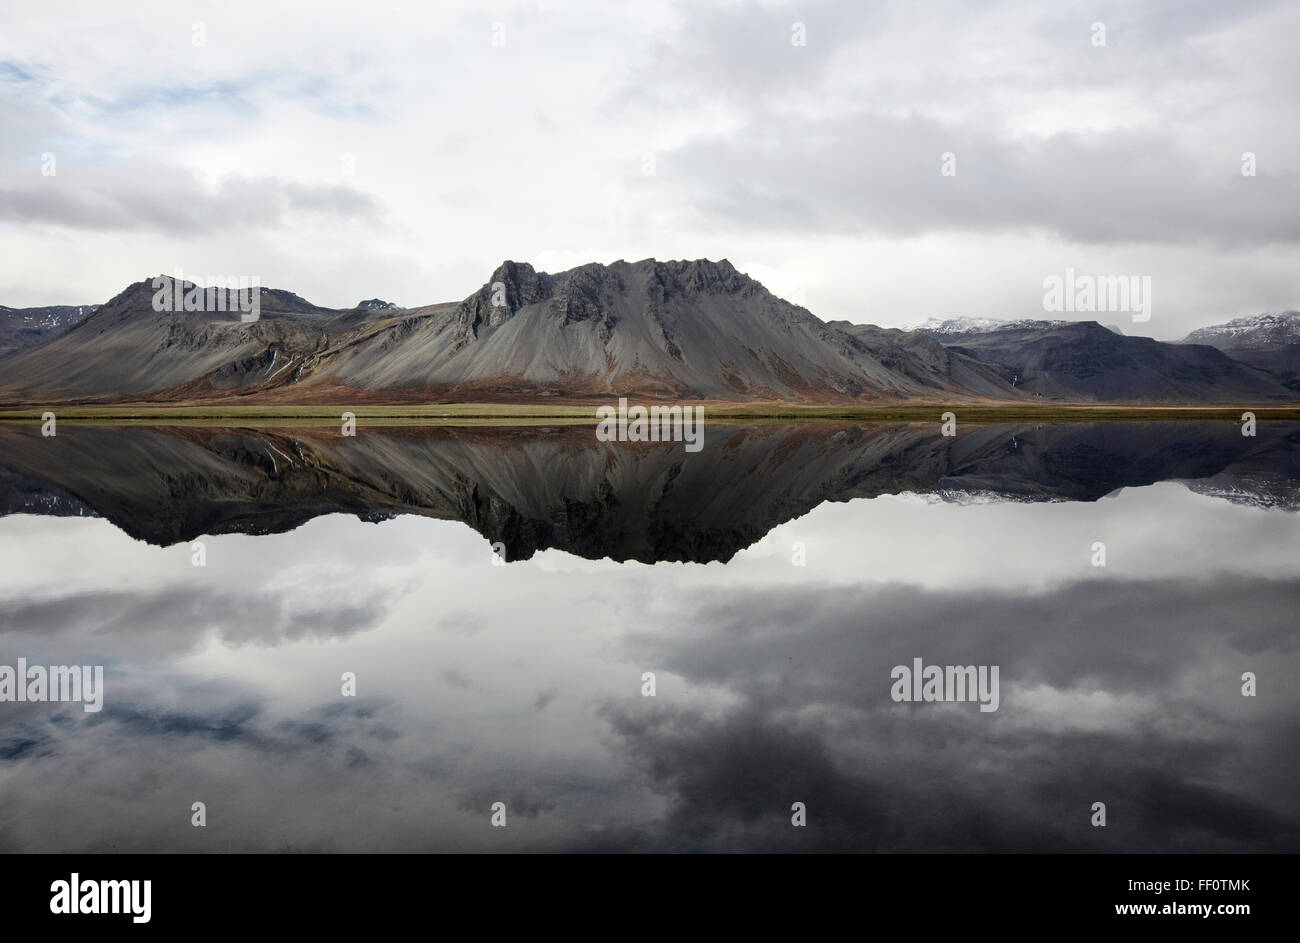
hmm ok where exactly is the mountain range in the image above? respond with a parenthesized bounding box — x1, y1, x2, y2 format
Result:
(0, 303, 98, 360)
(0, 260, 1294, 406)
(2, 421, 1296, 561)
(1178, 311, 1300, 393)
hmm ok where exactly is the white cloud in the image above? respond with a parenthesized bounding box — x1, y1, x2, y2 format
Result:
(0, 0, 1296, 338)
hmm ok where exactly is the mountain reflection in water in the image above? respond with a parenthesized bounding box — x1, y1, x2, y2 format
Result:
(0, 421, 1297, 852)
(1, 421, 1297, 562)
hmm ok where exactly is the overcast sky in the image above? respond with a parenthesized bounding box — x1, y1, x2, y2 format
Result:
(1, 0, 1297, 339)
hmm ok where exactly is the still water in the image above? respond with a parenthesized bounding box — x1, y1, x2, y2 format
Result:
(1, 421, 1297, 851)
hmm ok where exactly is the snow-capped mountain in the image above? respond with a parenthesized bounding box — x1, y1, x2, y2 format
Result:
(911, 316, 1070, 337)
(0, 303, 99, 358)
(1178, 311, 1300, 392)
(1179, 312, 1300, 351)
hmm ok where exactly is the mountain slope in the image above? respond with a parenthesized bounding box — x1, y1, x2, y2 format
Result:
(913, 319, 1290, 402)
(825, 321, 1017, 398)
(2, 421, 1295, 560)
(0, 260, 1022, 405)
(0, 278, 364, 402)
(316, 259, 1018, 402)
(0, 303, 99, 359)
(0, 263, 1295, 405)
(1180, 311, 1300, 350)
(1179, 312, 1300, 392)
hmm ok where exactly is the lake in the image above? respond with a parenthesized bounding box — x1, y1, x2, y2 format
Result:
(1, 420, 1297, 851)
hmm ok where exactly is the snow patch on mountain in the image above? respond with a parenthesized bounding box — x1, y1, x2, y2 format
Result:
(1179, 311, 1300, 349)
(912, 316, 1070, 335)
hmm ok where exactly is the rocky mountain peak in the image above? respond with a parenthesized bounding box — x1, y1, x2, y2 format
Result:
(641, 258, 751, 300)
(547, 263, 623, 326)
(468, 261, 555, 314)
(448, 261, 557, 351)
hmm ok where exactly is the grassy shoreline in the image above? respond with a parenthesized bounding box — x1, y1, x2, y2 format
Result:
(0, 403, 1296, 426)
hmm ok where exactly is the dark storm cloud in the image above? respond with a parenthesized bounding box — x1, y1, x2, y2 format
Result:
(589, 574, 1300, 851)
(597, 690, 1300, 852)
(0, 731, 51, 760)
(457, 789, 557, 821)
(0, 690, 398, 774)
(82, 696, 393, 754)
(627, 576, 1300, 708)
(3, 569, 1295, 852)
(598, 703, 889, 851)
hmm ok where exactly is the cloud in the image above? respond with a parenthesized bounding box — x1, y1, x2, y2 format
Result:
(0, 584, 392, 660)
(666, 116, 1300, 246)
(625, 0, 1300, 247)
(0, 0, 1298, 338)
(628, 576, 1300, 710)
(590, 573, 1300, 851)
(1, 494, 1297, 851)
(0, 167, 382, 232)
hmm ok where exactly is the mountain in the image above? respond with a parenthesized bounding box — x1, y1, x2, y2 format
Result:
(822, 321, 1020, 398)
(313, 259, 1029, 402)
(1180, 311, 1300, 350)
(1178, 312, 1300, 392)
(356, 298, 401, 311)
(0, 263, 1295, 406)
(1, 421, 1295, 561)
(0, 260, 1023, 405)
(0, 303, 98, 359)
(912, 316, 1069, 338)
(913, 318, 1290, 403)
(912, 315, 1137, 340)
(0, 278, 356, 401)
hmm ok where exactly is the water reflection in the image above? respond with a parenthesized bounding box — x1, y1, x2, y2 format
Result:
(1, 421, 1297, 561)
(0, 422, 1296, 851)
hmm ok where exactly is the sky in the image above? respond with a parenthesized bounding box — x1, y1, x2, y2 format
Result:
(1, 0, 1297, 339)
